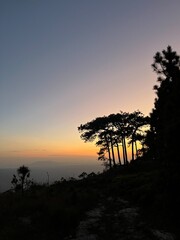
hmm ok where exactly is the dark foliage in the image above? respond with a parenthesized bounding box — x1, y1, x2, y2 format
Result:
(78, 111, 149, 167)
(149, 46, 180, 165)
(11, 165, 32, 193)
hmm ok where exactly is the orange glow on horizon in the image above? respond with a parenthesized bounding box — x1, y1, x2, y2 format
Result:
(0, 139, 98, 159)
(0, 138, 144, 162)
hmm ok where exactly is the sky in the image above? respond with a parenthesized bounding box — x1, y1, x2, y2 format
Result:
(1, 0, 180, 167)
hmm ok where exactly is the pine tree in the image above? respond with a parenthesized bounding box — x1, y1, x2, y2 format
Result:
(150, 46, 180, 165)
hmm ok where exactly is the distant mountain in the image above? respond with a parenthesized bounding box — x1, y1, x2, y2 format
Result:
(30, 159, 103, 168)
(30, 160, 62, 168)
(0, 162, 104, 192)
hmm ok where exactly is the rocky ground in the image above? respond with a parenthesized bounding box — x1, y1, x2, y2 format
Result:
(67, 196, 176, 240)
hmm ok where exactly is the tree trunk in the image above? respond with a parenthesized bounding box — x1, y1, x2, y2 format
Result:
(110, 137, 116, 166)
(122, 137, 126, 165)
(105, 137, 112, 168)
(122, 137, 125, 165)
(111, 145, 116, 167)
(107, 143, 112, 168)
(131, 134, 135, 161)
(125, 138, 128, 164)
(115, 140, 121, 165)
(135, 140, 138, 159)
(123, 137, 128, 164)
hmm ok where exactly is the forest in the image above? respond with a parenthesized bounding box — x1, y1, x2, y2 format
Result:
(0, 46, 180, 240)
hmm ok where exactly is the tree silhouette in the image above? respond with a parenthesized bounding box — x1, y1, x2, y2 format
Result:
(78, 116, 115, 168)
(11, 165, 31, 193)
(108, 112, 129, 165)
(128, 111, 150, 161)
(78, 111, 148, 167)
(150, 46, 180, 165)
(108, 111, 149, 163)
(96, 134, 112, 168)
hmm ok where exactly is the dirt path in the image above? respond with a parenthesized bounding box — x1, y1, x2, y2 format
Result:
(68, 197, 176, 240)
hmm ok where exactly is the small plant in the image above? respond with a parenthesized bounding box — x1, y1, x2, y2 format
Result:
(11, 165, 32, 193)
(78, 172, 88, 179)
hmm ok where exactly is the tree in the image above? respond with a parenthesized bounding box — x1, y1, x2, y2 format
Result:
(127, 111, 150, 161)
(108, 111, 149, 163)
(11, 165, 31, 193)
(78, 111, 148, 167)
(108, 112, 130, 165)
(150, 46, 180, 164)
(78, 116, 115, 168)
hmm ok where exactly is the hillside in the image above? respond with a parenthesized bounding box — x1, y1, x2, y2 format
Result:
(0, 159, 179, 240)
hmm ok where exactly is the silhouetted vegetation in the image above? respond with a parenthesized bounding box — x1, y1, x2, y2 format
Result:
(148, 46, 180, 166)
(11, 165, 32, 193)
(0, 46, 180, 239)
(78, 111, 149, 168)
(78, 45, 180, 169)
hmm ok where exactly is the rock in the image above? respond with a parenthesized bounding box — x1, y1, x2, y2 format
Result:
(152, 229, 175, 240)
(118, 207, 139, 223)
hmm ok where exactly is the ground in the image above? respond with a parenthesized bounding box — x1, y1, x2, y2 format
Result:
(70, 195, 175, 240)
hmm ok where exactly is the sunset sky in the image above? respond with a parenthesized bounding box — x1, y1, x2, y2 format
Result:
(1, 0, 180, 167)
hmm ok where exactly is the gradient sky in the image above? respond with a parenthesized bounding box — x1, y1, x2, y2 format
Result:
(1, 0, 180, 167)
